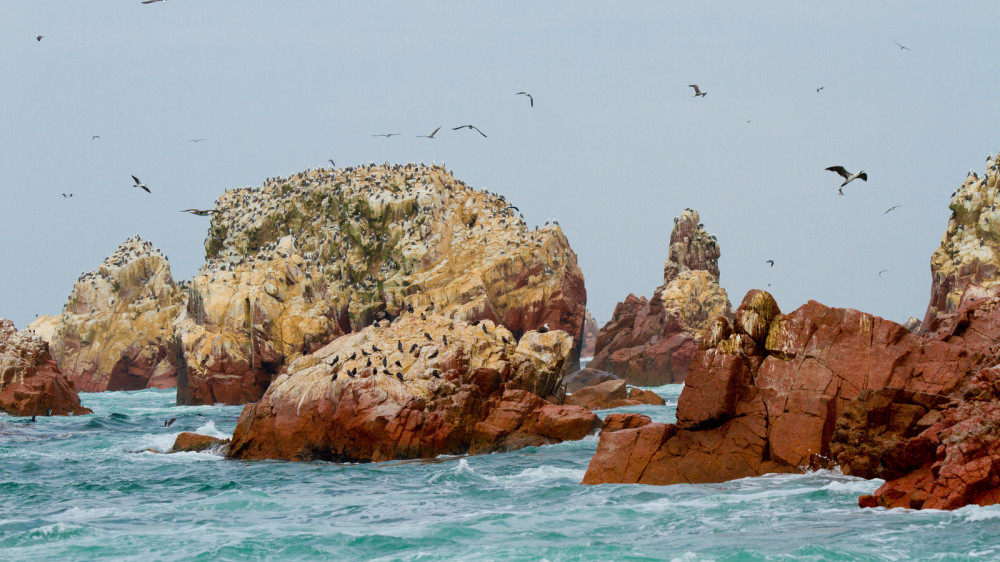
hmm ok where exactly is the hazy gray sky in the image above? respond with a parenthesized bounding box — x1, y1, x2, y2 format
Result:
(2, 2, 998, 330)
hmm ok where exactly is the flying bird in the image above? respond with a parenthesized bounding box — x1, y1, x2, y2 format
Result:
(452, 124, 487, 137)
(61, 193, 73, 198)
(131, 175, 150, 193)
(516, 91, 534, 107)
(884, 205, 903, 215)
(878, 269, 888, 277)
(689, 84, 707, 97)
(816, 86, 824, 93)
(188, 138, 205, 143)
(417, 126, 441, 139)
(180, 209, 217, 216)
(142, 0, 166, 4)
(164, 418, 176, 427)
(328, 159, 336, 167)
(92, 135, 101, 140)
(765, 260, 775, 267)
(372, 132, 401, 138)
(35, 35, 43, 42)
(893, 40, 911, 51)
(825, 166, 868, 188)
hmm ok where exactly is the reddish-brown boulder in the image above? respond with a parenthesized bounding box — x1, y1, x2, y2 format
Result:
(563, 367, 620, 393)
(0, 319, 91, 417)
(170, 432, 230, 453)
(583, 290, 983, 488)
(227, 313, 600, 462)
(580, 310, 599, 358)
(565, 379, 666, 410)
(600, 413, 652, 434)
(589, 210, 732, 385)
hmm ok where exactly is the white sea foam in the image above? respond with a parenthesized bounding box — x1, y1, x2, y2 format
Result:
(959, 504, 1000, 521)
(508, 465, 586, 485)
(670, 552, 715, 562)
(454, 458, 474, 474)
(193, 420, 230, 439)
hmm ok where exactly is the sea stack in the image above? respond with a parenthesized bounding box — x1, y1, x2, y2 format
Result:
(0, 318, 91, 416)
(175, 164, 587, 405)
(588, 209, 732, 385)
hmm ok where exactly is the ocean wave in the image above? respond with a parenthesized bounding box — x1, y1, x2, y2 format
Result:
(193, 420, 231, 440)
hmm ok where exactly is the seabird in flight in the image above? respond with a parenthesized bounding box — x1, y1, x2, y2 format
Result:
(689, 84, 707, 97)
(131, 175, 150, 193)
(765, 260, 775, 267)
(92, 135, 101, 140)
(878, 269, 888, 277)
(516, 91, 534, 107)
(372, 132, 401, 138)
(188, 138, 205, 143)
(452, 124, 487, 137)
(35, 35, 43, 42)
(417, 126, 441, 139)
(893, 40, 911, 51)
(816, 86, 824, 92)
(825, 166, 867, 188)
(142, 0, 166, 4)
(61, 193, 73, 198)
(884, 205, 903, 215)
(181, 209, 218, 216)
(328, 159, 336, 167)
(164, 418, 177, 427)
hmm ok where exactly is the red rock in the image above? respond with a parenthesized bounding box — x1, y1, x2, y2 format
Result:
(227, 314, 600, 462)
(565, 379, 665, 410)
(170, 432, 230, 453)
(0, 319, 91, 417)
(563, 367, 620, 393)
(601, 413, 652, 434)
(580, 310, 599, 358)
(589, 210, 732, 385)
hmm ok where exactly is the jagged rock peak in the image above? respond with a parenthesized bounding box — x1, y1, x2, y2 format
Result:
(923, 153, 1000, 329)
(665, 208, 720, 283)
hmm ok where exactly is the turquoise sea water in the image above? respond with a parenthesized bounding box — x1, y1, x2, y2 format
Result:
(2, 386, 999, 561)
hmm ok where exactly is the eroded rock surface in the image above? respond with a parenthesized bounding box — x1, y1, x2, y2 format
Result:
(227, 312, 599, 462)
(29, 237, 185, 392)
(0, 319, 91, 416)
(178, 164, 586, 405)
(589, 209, 732, 385)
(565, 380, 666, 410)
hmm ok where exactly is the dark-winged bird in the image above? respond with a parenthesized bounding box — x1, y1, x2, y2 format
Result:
(36, 35, 43, 42)
(825, 166, 867, 188)
(765, 260, 775, 267)
(893, 40, 911, 51)
(181, 209, 217, 216)
(131, 175, 150, 193)
(164, 418, 177, 427)
(372, 132, 401, 138)
(452, 124, 487, 137)
(884, 205, 903, 215)
(689, 84, 707, 97)
(516, 91, 533, 107)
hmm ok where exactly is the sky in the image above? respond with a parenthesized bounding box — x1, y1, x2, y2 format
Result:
(2, 1, 999, 330)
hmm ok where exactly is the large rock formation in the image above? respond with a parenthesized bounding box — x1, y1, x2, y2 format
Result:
(589, 209, 732, 385)
(28, 237, 185, 392)
(0, 319, 91, 416)
(582, 291, 977, 486)
(923, 157, 1000, 329)
(580, 310, 598, 358)
(176, 164, 587, 405)
(227, 312, 599, 462)
(583, 154, 1000, 510)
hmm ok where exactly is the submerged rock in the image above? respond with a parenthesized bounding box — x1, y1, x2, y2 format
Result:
(227, 312, 599, 462)
(170, 432, 230, 454)
(177, 164, 587, 405)
(589, 209, 732, 385)
(29, 237, 185, 392)
(0, 318, 91, 416)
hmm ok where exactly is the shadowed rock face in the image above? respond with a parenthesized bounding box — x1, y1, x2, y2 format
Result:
(227, 313, 599, 462)
(589, 209, 732, 385)
(28, 237, 185, 392)
(176, 164, 587, 405)
(0, 318, 91, 417)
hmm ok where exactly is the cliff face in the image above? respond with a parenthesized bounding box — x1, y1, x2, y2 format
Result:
(175, 164, 586, 405)
(589, 209, 732, 385)
(923, 155, 1000, 329)
(0, 319, 91, 416)
(227, 312, 599, 462)
(29, 237, 185, 392)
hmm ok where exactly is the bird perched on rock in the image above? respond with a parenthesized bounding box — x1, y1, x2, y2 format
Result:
(516, 91, 534, 107)
(131, 175, 150, 193)
(825, 166, 867, 188)
(452, 124, 487, 137)
(689, 84, 707, 97)
(538, 323, 550, 333)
